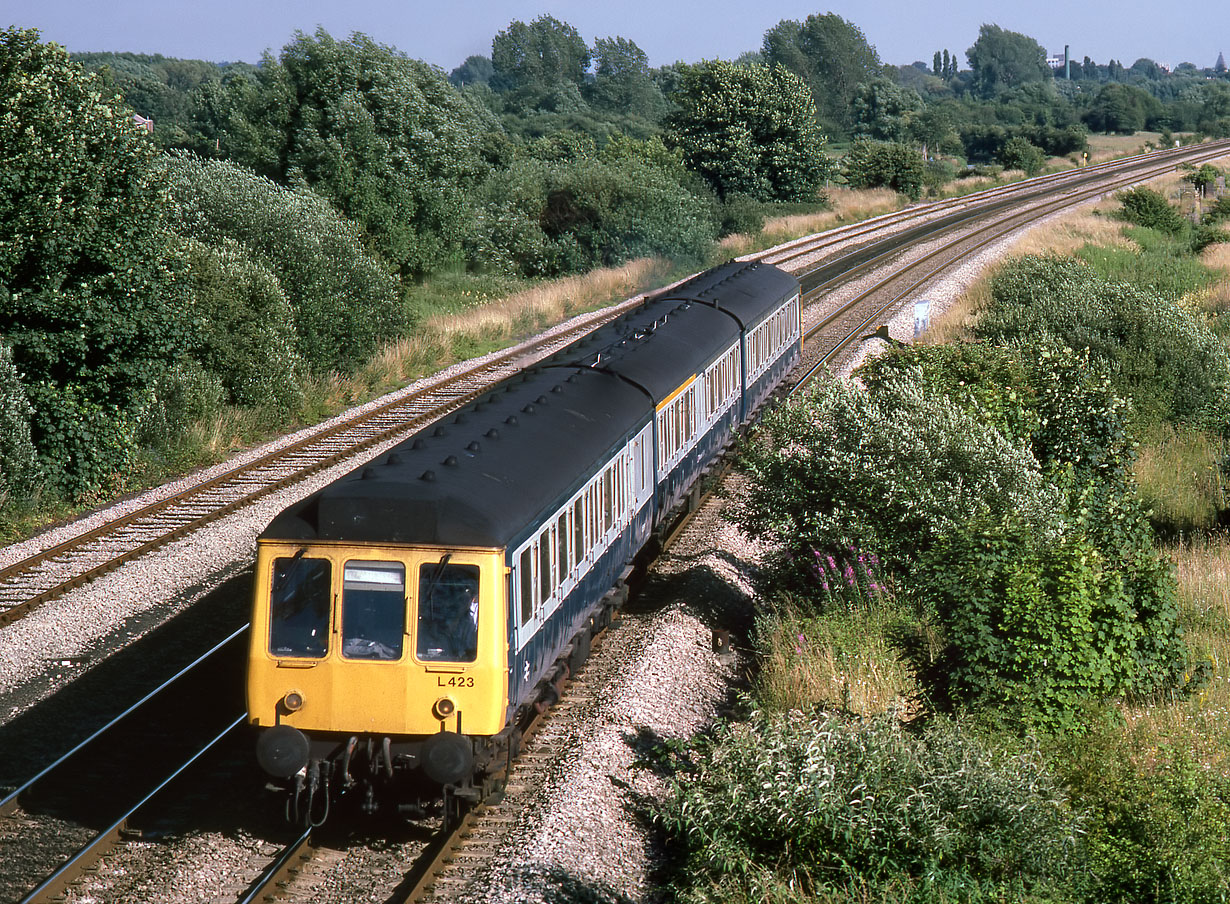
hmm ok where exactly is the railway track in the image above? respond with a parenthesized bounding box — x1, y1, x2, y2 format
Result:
(0, 140, 1226, 629)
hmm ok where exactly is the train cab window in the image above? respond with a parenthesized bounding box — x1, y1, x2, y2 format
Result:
(341, 561, 406, 661)
(269, 555, 332, 658)
(417, 562, 480, 662)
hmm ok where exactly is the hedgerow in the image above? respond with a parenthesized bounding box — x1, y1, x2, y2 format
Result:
(655, 710, 1083, 903)
(163, 153, 403, 374)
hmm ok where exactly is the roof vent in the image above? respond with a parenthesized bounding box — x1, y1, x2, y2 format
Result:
(486, 428, 500, 440)
(411, 439, 426, 450)
(433, 426, 447, 437)
(505, 415, 518, 426)
(361, 467, 377, 480)
(467, 441, 481, 453)
(453, 413, 467, 425)
(522, 404, 535, 414)
(443, 455, 458, 467)
(551, 385, 563, 393)
(536, 395, 549, 405)
(420, 470, 436, 482)
(386, 453, 404, 466)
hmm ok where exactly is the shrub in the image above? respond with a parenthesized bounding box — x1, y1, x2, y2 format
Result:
(0, 342, 40, 506)
(976, 255, 1230, 430)
(179, 238, 303, 412)
(471, 155, 717, 277)
(731, 372, 1060, 602)
(908, 512, 1186, 729)
(0, 28, 192, 498)
(1116, 187, 1187, 236)
(997, 136, 1045, 175)
(843, 139, 926, 200)
(654, 710, 1083, 903)
(717, 193, 765, 237)
(163, 154, 403, 374)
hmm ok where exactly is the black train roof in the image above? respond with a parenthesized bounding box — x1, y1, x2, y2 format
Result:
(259, 262, 798, 550)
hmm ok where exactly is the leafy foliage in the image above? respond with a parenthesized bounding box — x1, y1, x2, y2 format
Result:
(1115, 187, 1187, 235)
(664, 60, 833, 202)
(997, 136, 1045, 174)
(975, 255, 1230, 429)
(655, 710, 1082, 902)
(761, 13, 882, 137)
(0, 342, 40, 506)
(842, 139, 926, 199)
(0, 27, 190, 498)
(178, 238, 303, 411)
(163, 154, 402, 374)
(470, 153, 717, 276)
(966, 25, 1052, 98)
(199, 28, 496, 278)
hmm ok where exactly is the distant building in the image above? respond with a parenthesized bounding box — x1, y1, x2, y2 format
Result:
(132, 113, 153, 133)
(1217, 51, 1227, 73)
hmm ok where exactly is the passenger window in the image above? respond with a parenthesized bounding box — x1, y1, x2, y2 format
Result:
(539, 528, 552, 601)
(520, 547, 533, 626)
(269, 555, 332, 658)
(573, 498, 584, 568)
(417, 562, 480, 662)
(341, 561, 405, 660)
(604, 467, 614, 531)
(557, 513, 569, 582)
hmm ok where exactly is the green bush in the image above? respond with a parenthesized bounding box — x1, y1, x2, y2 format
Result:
(654, 710, 1083, 903)
(471, 155, 717, 276)
(908, 512, 1185, 729)
(136, 360, 225, 454)
(718, 193, 765, 237)
(1116, 187, 1187, 236)
(731, 372, 1060, 601)
(0, 28, 192, 499)
(163, 154, 403, 374)
(0, 342, 40, 506)
(976, 255, 1230, 430)
(179, 238, 303, 412)
(1056, 721, 1230, 904)
(843, 139, 926, 200)
(997, 136, 1045, 175)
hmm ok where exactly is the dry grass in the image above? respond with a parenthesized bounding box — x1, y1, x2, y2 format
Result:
(1134, 424, 1227, 533)
(754, 599, 916, 716)
(1086, 131, 1168, 162)
(1117, 536, 1230, 770)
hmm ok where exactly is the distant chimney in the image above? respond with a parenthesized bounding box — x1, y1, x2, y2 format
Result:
(1065, 45, 1071, 79)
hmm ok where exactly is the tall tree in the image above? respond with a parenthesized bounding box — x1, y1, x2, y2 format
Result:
(491, 16, 590, 97)
(589, 36, 666, 119)
(663, 60, 832, 202)
(0, 27, 189, 496)
(966, 24, 1051, 98)
(199, 28, 496, 278)
(762, 13, 881, 135)
(851, 78, 924, 143)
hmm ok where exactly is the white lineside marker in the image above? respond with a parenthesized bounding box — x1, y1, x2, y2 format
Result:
(913, 299, 931, 338)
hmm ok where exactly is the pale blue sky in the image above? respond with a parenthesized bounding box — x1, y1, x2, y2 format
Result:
(3, 0, 1226, 73)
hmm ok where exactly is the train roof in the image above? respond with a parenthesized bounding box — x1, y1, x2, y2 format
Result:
(655, 260, 799, 329)
(543, 298, 740, 403)
(260, 366, 649, 549)
(258, 261, 799, 552)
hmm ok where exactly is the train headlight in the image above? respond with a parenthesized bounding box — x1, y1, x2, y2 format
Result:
(282, 691, 304, 713)
(433, 696, 456, 720)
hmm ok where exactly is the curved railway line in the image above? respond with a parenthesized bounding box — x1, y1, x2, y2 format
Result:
(0, 141, 1226, 630)
(3, 140, 1230, 903)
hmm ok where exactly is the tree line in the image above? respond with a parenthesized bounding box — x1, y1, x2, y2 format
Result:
(3, 13, 1230, 515)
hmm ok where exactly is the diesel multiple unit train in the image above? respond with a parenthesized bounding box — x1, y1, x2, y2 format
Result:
(246, 260, 802, 823)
